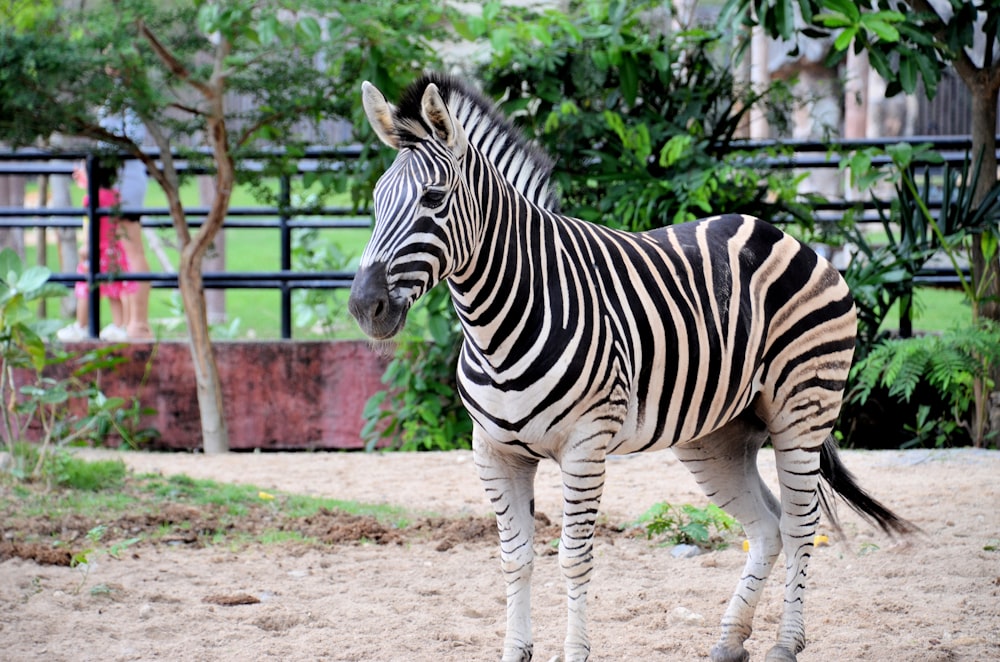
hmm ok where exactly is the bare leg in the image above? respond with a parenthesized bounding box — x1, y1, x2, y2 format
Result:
(118, 220, 152, 339)
(75, 294, 88, 328)
(474, 428, 538, 662)
(109, 296, 126, 329)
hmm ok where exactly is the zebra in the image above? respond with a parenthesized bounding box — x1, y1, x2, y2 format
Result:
(348, 72, 914, 662)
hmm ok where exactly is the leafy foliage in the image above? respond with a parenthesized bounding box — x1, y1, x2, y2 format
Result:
(291, 227, 360, 336)
(722, 0, 981, 99)
(851, 321, 1000, 447)
(473, 0, 803, 231)
(840, 148, 1000, 357)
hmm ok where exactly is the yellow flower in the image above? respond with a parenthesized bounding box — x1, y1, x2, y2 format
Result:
(258, 491, 276, 500)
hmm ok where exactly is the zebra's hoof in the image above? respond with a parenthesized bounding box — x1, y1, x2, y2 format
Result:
(764, 645, 798, 662)
(501, 644, 533, 662)
(710, 643, 749, 662)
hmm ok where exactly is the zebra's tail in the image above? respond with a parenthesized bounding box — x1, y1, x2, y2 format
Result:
(818, 435, 920, 538)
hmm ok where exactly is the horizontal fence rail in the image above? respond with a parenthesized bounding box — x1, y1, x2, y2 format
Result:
(0, 138, 996, 338)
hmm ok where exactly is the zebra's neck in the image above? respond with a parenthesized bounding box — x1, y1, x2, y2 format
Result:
(447, 147, 574, 369)
(449, 93, 557, 210)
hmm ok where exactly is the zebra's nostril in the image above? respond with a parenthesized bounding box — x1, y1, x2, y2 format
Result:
(373, 299, 385, 319)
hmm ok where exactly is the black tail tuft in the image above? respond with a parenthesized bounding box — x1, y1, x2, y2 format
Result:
(818, 436, 920, 538)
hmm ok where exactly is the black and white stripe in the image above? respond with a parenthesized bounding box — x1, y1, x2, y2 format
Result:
(349, 73, 914, 662)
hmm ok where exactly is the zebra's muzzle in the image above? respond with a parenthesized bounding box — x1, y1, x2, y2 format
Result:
(348, 263, 407, 340)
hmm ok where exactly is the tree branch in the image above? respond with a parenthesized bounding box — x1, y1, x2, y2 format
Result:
(137, 19, 212, 98)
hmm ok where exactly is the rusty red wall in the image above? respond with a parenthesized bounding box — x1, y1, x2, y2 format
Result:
(57, 340, 388, 451)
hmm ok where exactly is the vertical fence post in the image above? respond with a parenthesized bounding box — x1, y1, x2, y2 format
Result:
(85, 153, 101, 338)
(899, 288, 913, 338)
(278, 173, 292, 339)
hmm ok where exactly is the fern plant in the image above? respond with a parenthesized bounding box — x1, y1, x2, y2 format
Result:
(851, 320, 1000, 447)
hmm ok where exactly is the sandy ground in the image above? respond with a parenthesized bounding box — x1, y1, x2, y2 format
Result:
(2, 447, 999, 661)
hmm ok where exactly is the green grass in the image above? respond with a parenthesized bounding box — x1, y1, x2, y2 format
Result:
(2, 454, 413, 550)
(880, 286, 972, 333)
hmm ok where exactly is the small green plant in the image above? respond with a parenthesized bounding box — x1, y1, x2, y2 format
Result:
(70, 524, 141, 594)
(637, 502, 738, 549)
(0, 249, 160, 478)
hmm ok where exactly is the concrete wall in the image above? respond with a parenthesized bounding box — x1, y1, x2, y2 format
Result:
(56, 340, 388, 451)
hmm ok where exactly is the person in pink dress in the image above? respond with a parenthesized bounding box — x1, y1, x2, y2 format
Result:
(57, 160, 137, 342)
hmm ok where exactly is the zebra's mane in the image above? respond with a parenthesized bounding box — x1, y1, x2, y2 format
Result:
(393, 72, 560, 211)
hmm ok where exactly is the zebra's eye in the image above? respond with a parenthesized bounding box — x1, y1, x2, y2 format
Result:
(420, 187, 447, 208)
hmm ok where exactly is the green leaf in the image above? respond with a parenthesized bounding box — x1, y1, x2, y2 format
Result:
(619, 54, 639, 106)
(257, 14, 278, 45)
(814, 12, 854, 29)
(297, 17, 322, 44)
(0, 248, 22, 284)
(863, 18, 900, 43)
(898, 56, 917, 94)
(196, 3, 222, 35)
(833, 25, 858, 51)
(16, 265, 51, 293)
(822, 0, 860, 21)
(981, 231, 998, 263)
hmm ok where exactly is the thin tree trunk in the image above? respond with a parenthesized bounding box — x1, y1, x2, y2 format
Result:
(967, 83, 1000, 323)
(198, 175, 226, 325)
(178, 254, 229, 453)
(139, 18, 233, 453)
(0, 175, 27, 257)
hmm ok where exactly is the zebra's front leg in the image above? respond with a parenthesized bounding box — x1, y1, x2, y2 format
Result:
(474, 432, 540, 662)
(555, 450, 607, 662)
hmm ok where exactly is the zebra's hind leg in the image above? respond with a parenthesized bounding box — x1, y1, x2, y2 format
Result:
(762, 439, 827, 662)
(672, 414, 780, 662)
(474, 430, 540, 662)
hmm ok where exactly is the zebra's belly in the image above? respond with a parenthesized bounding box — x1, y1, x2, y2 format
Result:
(459, 377, 628, 456)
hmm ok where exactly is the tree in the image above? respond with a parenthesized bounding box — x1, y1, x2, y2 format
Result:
(725, 0, 1000, 323)
(0, 0, 444, 452)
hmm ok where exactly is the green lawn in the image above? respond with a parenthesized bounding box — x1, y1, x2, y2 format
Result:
(880, 286, 972, 333)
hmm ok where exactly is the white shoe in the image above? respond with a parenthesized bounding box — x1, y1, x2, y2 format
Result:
(56, 322, 87, 342)
(99, 324, 128, 342)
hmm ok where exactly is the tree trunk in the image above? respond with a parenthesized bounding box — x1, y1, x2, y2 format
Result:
(0, 175, 27, 257)
(178, 249, 229, 454)
(198, 175, 227, 325)
(968, 81, 1000, 323)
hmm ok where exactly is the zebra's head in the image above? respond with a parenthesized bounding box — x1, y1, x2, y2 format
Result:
(348, 79, 475, 340)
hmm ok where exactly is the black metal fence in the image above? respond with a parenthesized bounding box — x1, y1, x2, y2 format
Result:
(0, 147, 367, 339)
(0, 137, 991, 338)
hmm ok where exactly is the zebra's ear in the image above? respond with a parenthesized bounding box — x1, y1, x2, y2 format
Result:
(362, 81, 399, 150)
(421, 83, 467, 156)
